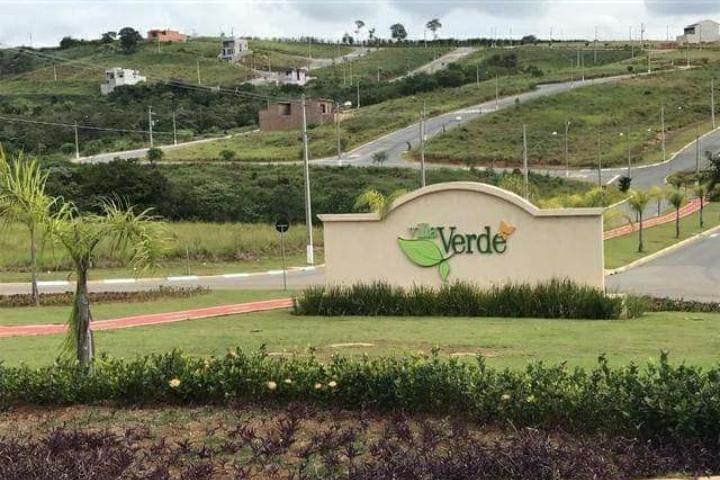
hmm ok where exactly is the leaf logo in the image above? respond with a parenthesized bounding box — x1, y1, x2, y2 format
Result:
(397, 238, 451, 282)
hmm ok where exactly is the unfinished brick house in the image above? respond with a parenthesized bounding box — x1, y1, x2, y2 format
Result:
(259, 99, 334, 131)
(147, 29, 187, 43)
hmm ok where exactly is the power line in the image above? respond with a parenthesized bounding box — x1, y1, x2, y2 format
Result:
(0, 113, 172, 135)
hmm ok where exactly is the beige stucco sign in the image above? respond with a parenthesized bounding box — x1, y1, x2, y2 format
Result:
(318, 182, 605, 289)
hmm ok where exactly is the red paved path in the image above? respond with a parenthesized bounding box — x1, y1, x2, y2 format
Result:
(0, 298, 294, 338)
(603, 199, 702, 240)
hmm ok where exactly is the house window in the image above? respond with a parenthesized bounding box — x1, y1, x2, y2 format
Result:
(279, 103, 292, 116)
(320, 104, 327, 114)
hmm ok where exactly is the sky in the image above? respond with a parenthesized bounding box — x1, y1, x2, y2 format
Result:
(2, 0, 720, 47)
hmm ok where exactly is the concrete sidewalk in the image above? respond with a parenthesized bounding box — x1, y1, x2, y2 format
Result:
(604, 199, 702, 240)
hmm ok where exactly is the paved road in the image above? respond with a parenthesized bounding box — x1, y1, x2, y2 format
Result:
(0, 268, 325, 296)
(74, 132, 257, 164)
(606, 232, 720, 301)
(308, 47, 372, 69)
(392, 47, 476, 80)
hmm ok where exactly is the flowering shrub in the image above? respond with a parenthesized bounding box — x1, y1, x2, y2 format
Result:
(293, 280, 647, 319)
(1, 350, 719, 445)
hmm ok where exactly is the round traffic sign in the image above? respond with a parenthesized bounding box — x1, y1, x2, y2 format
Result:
(275, 219, 290, 233)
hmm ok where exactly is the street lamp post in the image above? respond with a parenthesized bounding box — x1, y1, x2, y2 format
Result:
(300, 94, 314, 265)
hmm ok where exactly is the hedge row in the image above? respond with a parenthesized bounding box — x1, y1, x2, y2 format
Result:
(1, 351, 718, 443)
(0, 286, 208, 308)
(293, 280, 646, 319)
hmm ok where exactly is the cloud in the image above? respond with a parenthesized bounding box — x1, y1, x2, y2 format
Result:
(644, 0, 720, 16)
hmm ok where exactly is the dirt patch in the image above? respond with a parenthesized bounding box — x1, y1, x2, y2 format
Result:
(328, 342, 375, 348)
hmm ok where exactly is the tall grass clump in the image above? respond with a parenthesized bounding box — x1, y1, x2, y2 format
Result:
(293, 279, 646, 319)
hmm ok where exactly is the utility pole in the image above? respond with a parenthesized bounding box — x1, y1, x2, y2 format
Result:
(74, 121, 80, 160)
(420, 101, 426, 187)
(647, 51, 651, 73)
(356, 79, 360, 110)
(570, 58, 574, 85)
(695, 127, 701, 176)
(377, 66, 380, 84)
(476, 64, 480, 87)
(148, 106, 154, 148)
(660, 104, 666, 162)
(335, 103, 342, 165)
(626, 128, 631, 178)
(630, 26, 634, 59)
(495, 74, 499, 110)
(522, 124, 529, 199)
(172, 111, 177, 145)
(564, 120, 570, 177)
(300, 94, 314, 265)
(196, 57, 201, 85)
(593, 26, 598, 64)
(712, 79, 716, 129)
(686, 41, 690, 68)
(53, 64, 57, 81)
(596, 138, 602, 188)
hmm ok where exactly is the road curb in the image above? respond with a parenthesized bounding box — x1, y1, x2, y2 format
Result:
(605, 223, 720, 276)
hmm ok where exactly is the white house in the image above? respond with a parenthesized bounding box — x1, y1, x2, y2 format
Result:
(218, 36, 251, 62)
(100, 68, 146, 95)
(677, 20, 720, 44)
(279, 67, 311, 86)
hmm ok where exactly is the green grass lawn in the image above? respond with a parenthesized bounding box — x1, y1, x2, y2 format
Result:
(312, 46, 455, 82)
(0, 289, 291, 327)
(248, 39, 352, 59)
(421, 66, 720, 168)
(1, 308, 718, 369)
(604, 202, 720, 269)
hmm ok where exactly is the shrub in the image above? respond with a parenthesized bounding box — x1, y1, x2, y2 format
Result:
(293, 279, 645, 319)
(0, 286, 208, 308)
(1, 351, 720, 445)
(218, 149, 236, 161)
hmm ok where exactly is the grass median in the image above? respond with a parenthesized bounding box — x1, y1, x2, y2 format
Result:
(604, 202, 720, 269)
(1, 308, 719, 368)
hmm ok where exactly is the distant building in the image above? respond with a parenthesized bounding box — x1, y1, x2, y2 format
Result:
(100, 68, 146, 95)
(218, 36, 251, 62)
(259, 98, 334, 131)
(147, 29, 187, 43)
(279, 67, 311, 86)
(676, 20, 720, 44)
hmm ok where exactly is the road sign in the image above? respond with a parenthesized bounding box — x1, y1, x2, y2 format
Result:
(275, 219, 289, 233)
(275, 219, 289, 290)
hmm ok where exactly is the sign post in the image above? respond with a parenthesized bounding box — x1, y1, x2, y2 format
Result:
(275, 219, 289, 290)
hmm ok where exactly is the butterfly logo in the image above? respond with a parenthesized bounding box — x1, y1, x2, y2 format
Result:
(498, 220, 516, 240)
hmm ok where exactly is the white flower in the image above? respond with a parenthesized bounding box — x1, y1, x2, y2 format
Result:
(328, 381, 337, 388)
(168, 378, 181, 388)
(501, 393, 511, 401)
(267, 381, 277, 391)
(314, 383, 323, 390)
(284, 378, 293, 384)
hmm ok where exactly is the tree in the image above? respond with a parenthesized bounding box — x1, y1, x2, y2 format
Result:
(617, 175, 632, 193)
(341, 33, 354, 45)
(627, 189, 651, 252)
(371, 150, 388, 165)
(354, 189, 406, 217)
(368, 27, 377, 45)
(0, 150, 59, 306)
(118, 27, 142, 54)
(520, 35, 538, 45)
(694, 183, 708, 228)
(146, 147, 164, 164)
(390, 24, 408, 43)
(49, 200, 165, 365)
(665, 188, 687, 238)
(354, 20, 365, 43)
(101, 31, 117, 44)
(648, 185, 664, 217)
(426, 19, 442, 40)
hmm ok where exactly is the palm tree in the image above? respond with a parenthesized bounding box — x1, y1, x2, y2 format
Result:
(426, 18, 442, 40)
(694, 183, 708, 228)
(355, 189, 406, 217)
(368, 27, 376, 46)
(49, 200, 166, 365)
(665, 188, 687, 238)
(648, 185, 664, 217)
(627, 189, 651, 252)
(0, 150, 59, 306)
